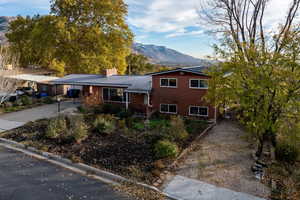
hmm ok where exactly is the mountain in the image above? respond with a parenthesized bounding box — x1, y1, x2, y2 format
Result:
(132, 43, 211, 66)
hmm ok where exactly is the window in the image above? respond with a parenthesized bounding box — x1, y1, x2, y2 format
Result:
(103, 88, 128, 103)
(189, 106, 208, 117)
(190, 79, 208, 89)
(160, 78, 177, 88)
(160, 104, 177, 114)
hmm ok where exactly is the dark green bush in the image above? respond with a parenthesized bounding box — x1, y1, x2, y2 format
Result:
(154, 140, 179, 159)
(185, 119, 208, 134)
(77, 105, 90, 114)
(101, 104, 122, 114)
(276, 141, 299, 163)
(42, 96, 54, 104)
(20, 96, 33, 106)
(117, 109, 133, 119)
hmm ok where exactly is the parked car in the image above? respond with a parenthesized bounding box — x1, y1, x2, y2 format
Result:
(0, 91, 24, 103)
(17, 87, 35, 96)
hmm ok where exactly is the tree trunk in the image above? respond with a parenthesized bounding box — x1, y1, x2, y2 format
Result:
(256, 131, 276, 161)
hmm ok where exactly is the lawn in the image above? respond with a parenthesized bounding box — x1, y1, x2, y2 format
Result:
(1, 104, 210, 184)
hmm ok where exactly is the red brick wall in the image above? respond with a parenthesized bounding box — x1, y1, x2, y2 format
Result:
(151, 71, 216, 119)
(130, 93, 147, 113)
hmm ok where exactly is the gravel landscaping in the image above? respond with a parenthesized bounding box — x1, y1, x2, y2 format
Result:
(165, 119, 271, 199)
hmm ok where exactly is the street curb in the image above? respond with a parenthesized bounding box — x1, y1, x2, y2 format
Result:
(0, 137, 177, 200)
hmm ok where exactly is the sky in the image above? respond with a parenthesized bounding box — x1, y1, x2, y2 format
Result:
(0, 0, 296, 58)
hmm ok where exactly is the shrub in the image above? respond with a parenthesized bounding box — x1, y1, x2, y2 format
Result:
(68, 116, 88, 143)
(133, 122, 145, 131)
(276, 141, 299, 163)
(149, 119, 169, 130)
(154, 140, 179, 159)
(20, 96, 33, 106)
(93, 115, 116, 134)
(42, 96, 54, 104)
(13, 99, 23, 106)
(117, 109, 133, 119)
(77, 105, 90, 114)
(168, 116, 188, 141)
(185, 119, 208, 134)
(45, 116, 67, 139)
(101, 104, 122, 114)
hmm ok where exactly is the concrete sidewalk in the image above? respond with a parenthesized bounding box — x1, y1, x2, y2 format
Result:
(164, 176, 266, 200)
(0, 101, 79, 132)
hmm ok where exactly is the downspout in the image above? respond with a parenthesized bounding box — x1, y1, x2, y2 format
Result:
(147, 91, 151, 107)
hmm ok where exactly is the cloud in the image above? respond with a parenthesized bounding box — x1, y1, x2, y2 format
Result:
(0, 0, 50, 15)
(166, 30, 204, 38)
(126, 0, 298, 38)
(126, 0, 203, 38)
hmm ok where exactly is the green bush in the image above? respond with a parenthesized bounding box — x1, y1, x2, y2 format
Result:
(149, 119, 169, 130)
(93, 115, 116, 134)
(42, 96, 54, 104)
(20, 96, 33, 106)
(77, 105, 90, 114)
(154, 140, 179, 159)
(68, 116, 88, 143)
(133, 122, 145, 131)
(13, 99, 23, 106)
(45, 116, 67, 139)
(185, 119, 207, 134)
(276, 141, 299, 163)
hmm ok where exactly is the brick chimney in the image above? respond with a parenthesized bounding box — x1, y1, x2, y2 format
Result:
(103, 68, 118, 77)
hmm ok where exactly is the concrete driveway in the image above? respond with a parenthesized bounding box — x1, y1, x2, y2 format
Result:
(0, 101, 79, 132)
(0, 146, 130, 200)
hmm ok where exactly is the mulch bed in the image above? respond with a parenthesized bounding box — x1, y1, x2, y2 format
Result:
(1, 117, 209, 184)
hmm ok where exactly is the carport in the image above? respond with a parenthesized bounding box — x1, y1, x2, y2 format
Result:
(6, 74, 66, 96)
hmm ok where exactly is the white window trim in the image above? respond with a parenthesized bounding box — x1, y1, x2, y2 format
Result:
(102, 87, 129, 104)
(160, 78, 178, 88)
(189, 79, 208, 89)
(160, 104, 178, 114)
(189, 106, 209, 117)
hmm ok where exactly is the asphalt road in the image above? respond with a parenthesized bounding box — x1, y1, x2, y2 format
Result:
(0, 146, 131, 200)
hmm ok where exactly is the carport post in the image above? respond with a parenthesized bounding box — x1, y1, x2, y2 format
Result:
(55, 85, 58, 101)
(126, 92, 129, 110)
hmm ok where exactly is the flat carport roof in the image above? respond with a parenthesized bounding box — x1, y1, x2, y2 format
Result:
(6, 74, 59, 84)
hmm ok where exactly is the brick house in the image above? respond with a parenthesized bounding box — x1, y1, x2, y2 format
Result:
(52, 66, 217, 121)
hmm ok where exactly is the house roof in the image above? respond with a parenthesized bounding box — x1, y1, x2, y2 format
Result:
(148, 66, 210, 76)
(52, 74, 152, 93)
(6, 74, 59, 84)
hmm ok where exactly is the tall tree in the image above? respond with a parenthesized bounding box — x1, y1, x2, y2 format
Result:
(126, 53, 151, 75)
(201, 0, 300, 159)
(7, 0, 133, 75)
(0, 46, 20, 105)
